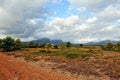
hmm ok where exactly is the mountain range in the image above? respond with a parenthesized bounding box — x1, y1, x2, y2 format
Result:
(25, 38, 63, 45)
(24, 38, 119, 45)
(84, 40, 118, 45)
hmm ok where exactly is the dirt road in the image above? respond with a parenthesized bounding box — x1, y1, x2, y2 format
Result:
(0, 53, 75, 80)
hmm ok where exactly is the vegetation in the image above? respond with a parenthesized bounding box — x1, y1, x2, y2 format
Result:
(60, 43, 66, 50)
(116, 41, 120, 51)
(47, 43, 52, 52)
(0, 39, 3, 48)
(66, 41, 71, 48)
(2, 36, 22, 51)
(101, 41, 120, 51)
(80, 44, 83, 47)
(54, 45, 59, 49)
(0, 36, 120, 80)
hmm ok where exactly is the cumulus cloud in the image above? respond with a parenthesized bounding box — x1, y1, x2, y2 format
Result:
(60, 0, 120, 43)
(0, 0, 120, 43)
(69, 0, 120, 11)
(0, 0, 51, 40)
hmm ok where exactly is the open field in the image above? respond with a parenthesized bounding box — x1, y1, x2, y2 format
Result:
(0, 46, 120, 80)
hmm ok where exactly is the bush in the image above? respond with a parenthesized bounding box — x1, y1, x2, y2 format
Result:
(80, 53, 90, 58)
(0, 39, 3, 48)
(66, 53, 80, 59)
(40, 50, 47, 53)
(101, 42, 114, 51)
(2, 36, 22, 52)
(2, 36, 15, 51)
(80, 44, 83, 47)
(54, 45, 59, 49)
(116, 41, 120, 51)
(66, 41, 71, 48)
(14, 39, 22, 50)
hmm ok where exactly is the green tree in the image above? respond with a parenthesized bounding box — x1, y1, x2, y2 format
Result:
(2, 36, 15, 51)
(116, 41, 120, 51)
(60, 43, 66, 50)
(28, 41, 34, 48)
(105, 42, 114, 51)
(47, 43, 52, 53)
(80, 44, 83, 47)
(66, 41, 71, 48)
(0, 39, 3, 48)
(41, 42, 46, 48)
(34, 43, 39, 48)
(54, 45, 59, 49)
(14, 38, 22, 50)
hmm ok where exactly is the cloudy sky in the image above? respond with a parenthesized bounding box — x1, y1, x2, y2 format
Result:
(0, 0, 120, 43)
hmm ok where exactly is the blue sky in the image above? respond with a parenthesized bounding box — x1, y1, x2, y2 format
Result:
(0, 0, 120, 43)
(45, 0, 70, 18)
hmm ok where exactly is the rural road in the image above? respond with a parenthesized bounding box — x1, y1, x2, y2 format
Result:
(0, 53, 75, 80)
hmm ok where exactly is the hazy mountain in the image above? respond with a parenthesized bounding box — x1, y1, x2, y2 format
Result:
(84, 40, 118, 45)
(25, 38, 63, 45)
(51, 39, 63, 44)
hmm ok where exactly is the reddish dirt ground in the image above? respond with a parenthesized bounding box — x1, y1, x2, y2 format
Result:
(0, 53, 75, 80)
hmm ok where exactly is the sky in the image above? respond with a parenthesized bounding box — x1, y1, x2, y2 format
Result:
(0, 0, 120, 43)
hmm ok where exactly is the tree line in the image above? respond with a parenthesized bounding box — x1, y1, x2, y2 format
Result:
(101, 42, 120, 51)
(1, 36, 120, 52)
(0, 36, 73, 52)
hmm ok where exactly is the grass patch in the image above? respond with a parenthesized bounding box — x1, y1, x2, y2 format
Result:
(52, 48, 91, 59)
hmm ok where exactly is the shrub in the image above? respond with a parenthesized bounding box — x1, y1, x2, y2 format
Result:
(80, 44, 83, 47)
(40, 50, 47, 53)
(66, 53, 80, 59)
(104, 42, 114, 51)
(2, 36, 22, 52)
(101, 42, 115, 51)
(0, 39, 3, 48)
(80, 53, 90, 58)
(60, 43, 66, 50)
(116, 41, 120, 51)
(54, 45, 59, 49)
(66, 41, 71, 48)
(2, 36, 15, 51)
(14, 38, 22, 50)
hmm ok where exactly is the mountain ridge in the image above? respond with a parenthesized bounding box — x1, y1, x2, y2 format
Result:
(24, 38, 63, 45)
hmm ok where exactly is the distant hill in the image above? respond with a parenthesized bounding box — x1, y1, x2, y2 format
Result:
(24, 38, 63, 45)
(84, 40, 118, 45)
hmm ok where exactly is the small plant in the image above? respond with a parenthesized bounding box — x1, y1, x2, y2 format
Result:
(80, 53, 90, 58)
(66, 53, 80, 59)
(80, 44, 83, 47)
(54, 45, 59, 49)
(66, 41, 71, 48)
(40, 50, 46, 53)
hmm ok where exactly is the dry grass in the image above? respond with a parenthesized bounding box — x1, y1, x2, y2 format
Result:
(1, 46, 120, 80)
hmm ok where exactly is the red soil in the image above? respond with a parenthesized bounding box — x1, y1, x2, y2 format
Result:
(0, 53, 74, 80)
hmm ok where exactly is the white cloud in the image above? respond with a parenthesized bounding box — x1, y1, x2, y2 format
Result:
(69, 0, 120, 11)
(0, 0, 52, 40)
(87, 17, 97, 23)
(0, 0, 120, 43)
(97, 5, 120, 22)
